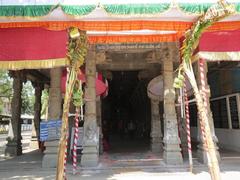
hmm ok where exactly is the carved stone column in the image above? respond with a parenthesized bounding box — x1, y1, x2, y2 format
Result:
(176, 89, 188, 158)
(194, 61, 220, 164)
(178, 109, 189, 158)
(42, 68, 62, 168)
(162, 45, 183, 165)
(96, 96, 103, 154)
(150, 99, 163, 152)
(5, 71, 24, 157)
(81, 47, 99, 167)
(30, 83, 43, 149)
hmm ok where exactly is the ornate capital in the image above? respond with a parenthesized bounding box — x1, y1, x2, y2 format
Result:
(32, 82, 44, 90)
(9, 70, 26, 83)
(151, 99, 160, 105)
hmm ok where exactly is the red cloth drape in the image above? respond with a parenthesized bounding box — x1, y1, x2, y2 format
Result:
(0, 27, 68, 69)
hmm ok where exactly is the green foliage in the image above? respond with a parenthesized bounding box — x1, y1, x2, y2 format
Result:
(41, 89, 49, 118)
(72, 80, 83, 107)
(173, 74, 184, 89)
(67, 28, 88, 69)
(21, 81, 35, 115)
(0, 70, 12, 114)
(66, 27, 88, 108)
(0, 71, 35, 115)
(0, 70, 12, 97)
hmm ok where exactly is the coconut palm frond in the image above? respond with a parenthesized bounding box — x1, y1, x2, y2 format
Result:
(174, 1, 235, 87)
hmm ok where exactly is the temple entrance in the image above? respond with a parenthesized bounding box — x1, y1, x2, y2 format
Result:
(101, 71, 151, 153)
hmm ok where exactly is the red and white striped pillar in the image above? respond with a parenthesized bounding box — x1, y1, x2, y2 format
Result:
(184, 79, 193, 172)
(63, 131, 69, 180)
(72, 108, 80, 174)
(198, 58, 210, 160)
(199, 59, 208, 145)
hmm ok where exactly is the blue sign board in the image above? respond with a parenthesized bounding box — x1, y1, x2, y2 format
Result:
(40, 120, 62, 141)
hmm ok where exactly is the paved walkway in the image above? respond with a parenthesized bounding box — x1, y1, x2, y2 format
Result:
(0, 132, 240, 179)
(0, 148, 240, 180)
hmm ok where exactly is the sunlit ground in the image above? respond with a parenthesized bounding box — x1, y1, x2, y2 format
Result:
(1, 131, 240, 180)
(78, 170, 240, 180)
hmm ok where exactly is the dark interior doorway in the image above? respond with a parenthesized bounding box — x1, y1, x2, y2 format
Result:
(102, 71, 151, 153)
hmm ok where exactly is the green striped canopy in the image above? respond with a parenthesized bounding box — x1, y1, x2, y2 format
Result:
(0, 2, 239, 17)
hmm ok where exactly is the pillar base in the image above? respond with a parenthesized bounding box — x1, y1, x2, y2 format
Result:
(163, 151, 183, 165)
(99, 134, 103, 155)
(42, 140, 59, 168)
(197, 144, 221, 164)
(81, 153, 99, 167)
(181, 144, 189, 159)
(42, 154, 57, 168)
(151, 139, 163, 153)
(81, 146, 99, 167)
(5, 140, 22, 157)
(30, 136, 39, 149)
(163, 144, 183, 165)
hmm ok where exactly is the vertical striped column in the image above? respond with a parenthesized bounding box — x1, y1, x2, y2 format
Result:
(198, 59, 209, 157)
(199, 59, 208, 109)
(63, 131, 69, 180)
(184, 80, 193, 172)
(72, 108, 80, 174)
(199, 59, 208, 144)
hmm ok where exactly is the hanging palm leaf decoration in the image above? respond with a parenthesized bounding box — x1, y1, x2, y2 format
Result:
(174, 1, 235, 180)
(174, 1, 235, 89)
(56, 27, 88, 180)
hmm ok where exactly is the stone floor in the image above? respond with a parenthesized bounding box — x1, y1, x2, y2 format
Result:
(0, 132, 240, 179)
(0, 149, 240, 180)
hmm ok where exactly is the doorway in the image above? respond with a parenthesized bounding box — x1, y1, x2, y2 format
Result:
(101, 71, 151, 153)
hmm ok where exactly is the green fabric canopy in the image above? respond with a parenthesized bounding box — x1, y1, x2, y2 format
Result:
(179, 3, 240, 14)
(0, 3, 239, 17)
(61, 5, 96, 16)
(178, 3, 213, 14)
(235, 3, 240, 12)
(103, 3, 171, 15)
(0, 5, 56, 17)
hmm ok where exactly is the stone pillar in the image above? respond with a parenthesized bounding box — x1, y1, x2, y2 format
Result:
(162, 49, 183, 165)
(178, 111, 189, 158)
(96, 96, 103, 154)
(150, 99, 163, 152)
(5, 71, 24, 157)
(195, 61, 220, 164)
(30, 83, 43, 149)
(176, 89, 188, 158)
(42, 68, 62, 168)
(81, 47, 99, 167)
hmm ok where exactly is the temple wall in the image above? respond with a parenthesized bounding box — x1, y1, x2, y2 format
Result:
(189, 65, 240, 152)
(191, 127, 240, 152)
(208, 68, 240, 97)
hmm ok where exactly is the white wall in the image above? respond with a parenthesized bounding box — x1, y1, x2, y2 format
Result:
(191, 127, 240, 152)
